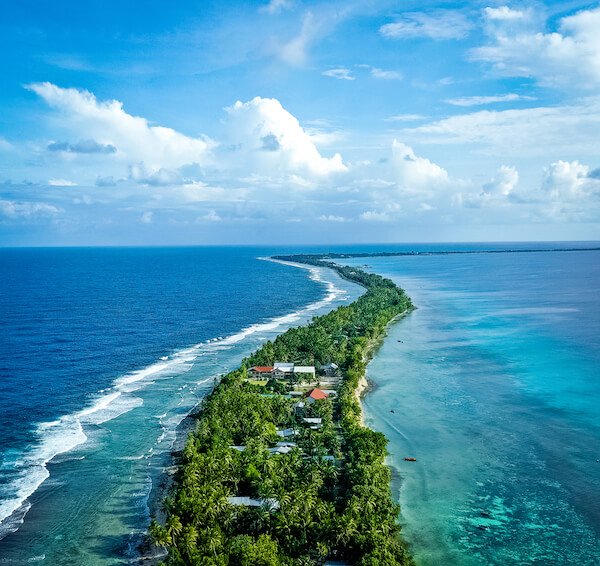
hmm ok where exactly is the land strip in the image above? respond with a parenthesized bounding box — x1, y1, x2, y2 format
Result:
(151, 256, 414, 565)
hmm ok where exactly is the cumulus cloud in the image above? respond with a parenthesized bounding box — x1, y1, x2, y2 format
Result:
(446, 94, 535, 106)
(129, 164, 184, 186)
(224, 96, 347, 178)
(542, 160, 599, 201)
(380, 10, 472, 41)
(47, 139, 117, 154)
(27, 82, 213, 169)
(472, 6, 600, 89)
(140, 211, 153, 224)
(483, 165, 519, 197)
(463, 165, 519, 207)
(391, 140, 449, 193)
(322, 67, 354, 80)
(0, 199, 62, 219)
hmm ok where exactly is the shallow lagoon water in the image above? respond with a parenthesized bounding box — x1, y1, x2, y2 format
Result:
(347, 251, 600, 565)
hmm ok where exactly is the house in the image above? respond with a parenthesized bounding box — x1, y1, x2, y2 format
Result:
(306, 387, 328, 404)
(321, 389, 337, 398)
(302, 417, 322, 429)
(271, 362, 316, 381)
(229, 445, 246, 452)
(273, 362, 294, 379)
(276, 427, 296, 438)
(320, 362, 339, 377)
(268, 445, 294, 455)
(228, 496, 280, 510)
(249, 366, 273, 379)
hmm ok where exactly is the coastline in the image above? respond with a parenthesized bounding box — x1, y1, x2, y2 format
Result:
(153, 254, 414, 564)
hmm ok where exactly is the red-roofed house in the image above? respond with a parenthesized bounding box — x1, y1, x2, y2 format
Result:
(306, 387, 328, 404)
(249, 366, 274, 379)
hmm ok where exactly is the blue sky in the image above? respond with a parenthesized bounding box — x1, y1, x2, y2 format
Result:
(1, 0, 599, 245)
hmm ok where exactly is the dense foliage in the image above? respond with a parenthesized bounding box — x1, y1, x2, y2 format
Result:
(151, 257, 414, 565)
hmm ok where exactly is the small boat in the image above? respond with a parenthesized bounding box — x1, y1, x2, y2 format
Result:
(397, 340, 403, 343)
(403, 457, 417, 462)
(390, 409, 395, 413)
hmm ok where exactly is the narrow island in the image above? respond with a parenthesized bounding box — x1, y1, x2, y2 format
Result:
(150, 256, 414, 565)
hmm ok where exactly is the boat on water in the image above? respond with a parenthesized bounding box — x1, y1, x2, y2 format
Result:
(404, 457, 417, 462)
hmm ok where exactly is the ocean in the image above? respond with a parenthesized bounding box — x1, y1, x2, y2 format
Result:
(1, 244, 599, 565)
(343, 248, 600, 565)
(0, 246, 362, 564)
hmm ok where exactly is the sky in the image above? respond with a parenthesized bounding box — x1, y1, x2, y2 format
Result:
(1, 0, 599, 246)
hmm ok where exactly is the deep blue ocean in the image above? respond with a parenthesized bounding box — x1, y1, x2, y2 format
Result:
(1, 244, 599, 564)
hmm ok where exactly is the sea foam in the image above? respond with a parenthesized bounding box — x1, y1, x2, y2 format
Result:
(0, 260, 347, 540)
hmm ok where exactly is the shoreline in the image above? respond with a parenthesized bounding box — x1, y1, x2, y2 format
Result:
(137, 259, 363, 563)
(153, 254, 414, 564)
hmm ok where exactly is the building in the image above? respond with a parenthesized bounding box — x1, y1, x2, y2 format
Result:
(276, 427, 296, 438)
(320, 362, 339, 377)
(303, 417, 323, 429)
(306, 387, 328, 404)
(228, 496, 280, 510)
(273, 362, 294, 379)
(249, 366, 273, 379)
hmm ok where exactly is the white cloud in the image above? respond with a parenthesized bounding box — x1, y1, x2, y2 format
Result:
(278, 12, 320, 66)
(199, 209, 222, 222)
(141, 211, 153, 224)
(402, 97, 600, 157)
(322, 67, 354, 80)
(446, 93, 535, 106)
(483, 165, 519, 196)
(0, 199, 62, 219)
(48, 178, 78, 186)
(380, 11, 472, 41)
(464, 165, 520, 208)
(542, 160, 599, 201)
(472, 6, 600, 88)
(224, 96, 347, 178)
(359, 210, 392, 222)
(260, 0, 293, 15)
(483, 6, 529, 22)
(129, 163, 184, 186)
(318, 214, 347, 222)
(384, 114, 426, 122)
(27, 82, 213, 169)
(371, 68, 403, 80)
(391, 140, 449, 192)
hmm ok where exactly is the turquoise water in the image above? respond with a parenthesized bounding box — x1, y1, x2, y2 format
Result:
(346, 251, 600, 565)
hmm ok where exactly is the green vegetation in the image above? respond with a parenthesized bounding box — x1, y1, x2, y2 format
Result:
(151, 256, 414, 565)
